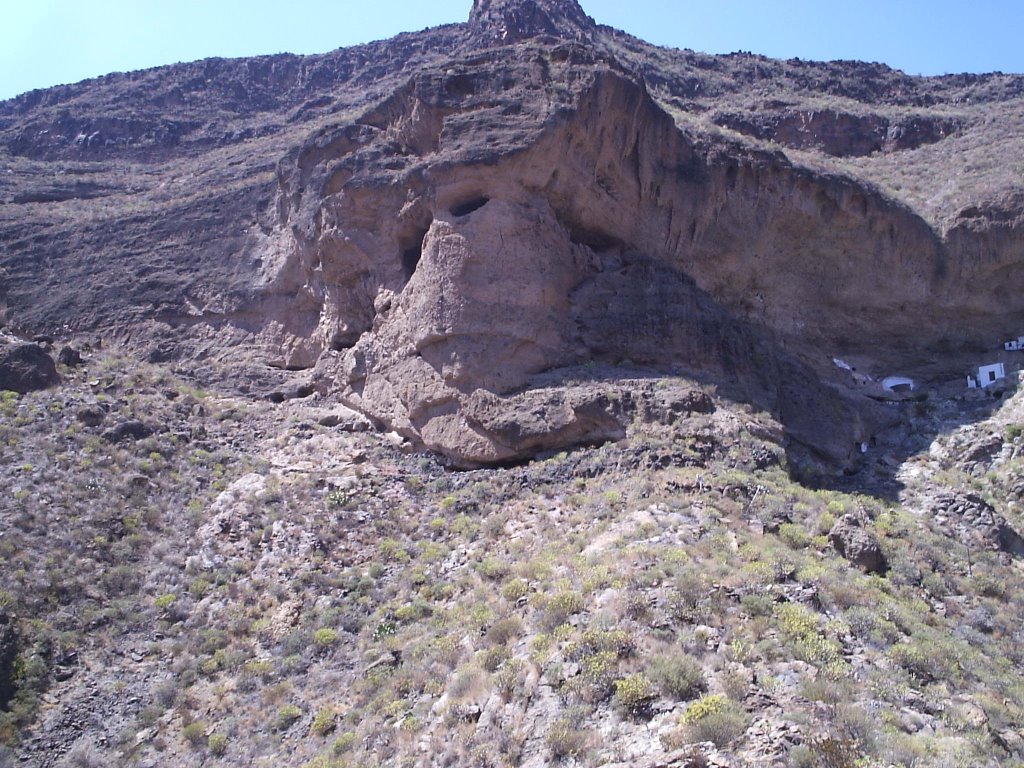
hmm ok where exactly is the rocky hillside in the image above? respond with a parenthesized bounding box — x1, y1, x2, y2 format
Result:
(1, 344, 1024, 768)
(2, 1, 1024, 766)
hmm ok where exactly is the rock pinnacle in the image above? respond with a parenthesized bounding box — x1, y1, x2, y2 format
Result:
(469, 0, 596, 43)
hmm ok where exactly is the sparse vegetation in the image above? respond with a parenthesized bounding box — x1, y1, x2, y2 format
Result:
(1, 347, 1023, 766)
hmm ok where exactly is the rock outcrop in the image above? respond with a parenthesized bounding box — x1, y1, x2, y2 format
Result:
(713, 109, 960, 157)
(258, 60, 917, 465)
(927, 491, 1024, 557)
(829, 514, 888, 574)
(469, 0, 596, 42)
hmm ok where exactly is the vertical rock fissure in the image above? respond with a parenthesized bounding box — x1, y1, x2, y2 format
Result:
(400, 226, 431, 281)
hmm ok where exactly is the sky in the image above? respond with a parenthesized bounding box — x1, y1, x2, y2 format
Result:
(2, 0, 1023, 102)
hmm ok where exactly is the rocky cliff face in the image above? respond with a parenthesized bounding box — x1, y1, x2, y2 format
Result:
(2, 0, 1024, 469)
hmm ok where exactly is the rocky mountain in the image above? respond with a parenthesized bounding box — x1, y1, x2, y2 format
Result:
(2, 0, 1024, 472)
(2, 1, 1024, 767)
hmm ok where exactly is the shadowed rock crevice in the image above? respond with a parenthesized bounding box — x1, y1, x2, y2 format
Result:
(450, 196, 491, 217)
(0, 612, 17, 712)
(400, 227, 429, 280)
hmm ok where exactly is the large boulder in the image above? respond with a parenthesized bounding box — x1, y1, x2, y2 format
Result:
(0, 341, 59, 393)
(829, 514, 888, 574)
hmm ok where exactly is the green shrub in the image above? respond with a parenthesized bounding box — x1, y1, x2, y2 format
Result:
(681, 695, 748, 747)
(546, 717, 589, 760)
(312, 628, 338, 647)
(886, 642, 953, 682)
(807, 736, 862, 768)
(207, 732, 228, 756)
(775, 603, 846, 675)
(668, 571, 711, 623)
(682, 694, 728, 724)
(153, 593, 176, 610)
(563, 629, 634, 661)
(477, 556, 511, 580)
(182, 721, 207, 748)
(539, 591, 584, 630)
(332, 732, 357, 754)
(478, 645, 510, 672)
(302, 756, 346, 768)
(275, 704, 302, 731)
(649, 652, 706, 700)
(577, 650, 618, 701)
(614, 673, 656, 717)
(494, 659, 525, 699)
(778, 523, 812, 549)
(786, 744, 816, 768)
(485, 616, 522, 646)
(310, 707, 337, 736)
(739, 593, 775, 618)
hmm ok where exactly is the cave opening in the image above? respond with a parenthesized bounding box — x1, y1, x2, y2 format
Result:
(450, 196, 490, 217)
(567, 223, 623, 253)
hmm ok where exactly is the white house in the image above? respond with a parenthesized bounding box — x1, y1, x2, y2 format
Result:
(1004, 336, 1024, 351)
(975, 362, 1007, 388)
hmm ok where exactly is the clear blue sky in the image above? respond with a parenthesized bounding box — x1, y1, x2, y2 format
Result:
(2, 1, 1023, 102)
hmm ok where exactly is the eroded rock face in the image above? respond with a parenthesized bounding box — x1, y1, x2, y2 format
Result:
(260, 66, 910, 465)
(927, 491, 1024, 557)
(713, 109, 961, 157)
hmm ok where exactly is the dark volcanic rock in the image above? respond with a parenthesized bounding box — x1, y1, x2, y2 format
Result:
(0, 611, 17, 710)
(57, 346, 84, 367)
(101, 419, 154, 443)
(0, 341, 59, 393)
(76, 406, 106, 427)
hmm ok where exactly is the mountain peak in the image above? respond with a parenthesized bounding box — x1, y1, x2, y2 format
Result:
(468, 0, 596, 43)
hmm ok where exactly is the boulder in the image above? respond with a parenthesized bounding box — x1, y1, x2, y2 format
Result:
(76, 406, 107, 427)
(57, 346, 84, 367)
(0, 341, 59, 393)
(829, 514, 888, 574)
(101, 419, 154, 443)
